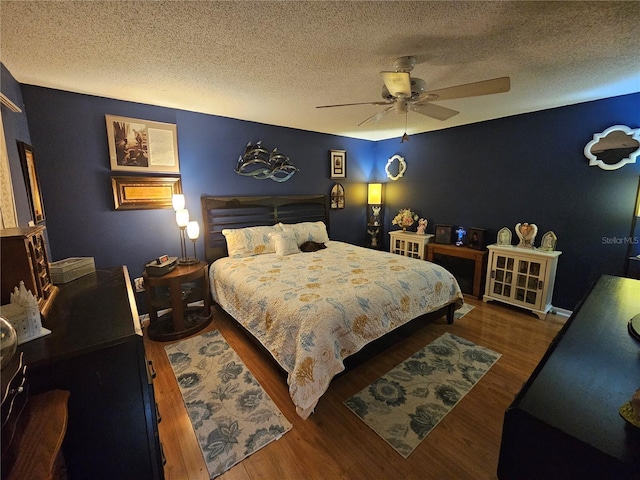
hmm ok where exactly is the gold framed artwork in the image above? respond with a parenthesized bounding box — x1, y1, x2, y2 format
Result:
(17, 141, 45, 223)
(111, 175, 182, 210)
(106, 115, 180, 173)
(330, 150, 346, 179)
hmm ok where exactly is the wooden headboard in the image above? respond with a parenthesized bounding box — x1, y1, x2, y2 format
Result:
(200, 195, 329, 263)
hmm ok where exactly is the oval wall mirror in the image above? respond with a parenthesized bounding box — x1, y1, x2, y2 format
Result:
(584, 125, 640, 171)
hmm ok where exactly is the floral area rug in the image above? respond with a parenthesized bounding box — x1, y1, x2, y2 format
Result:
(165, 330, 292, 478)
(454, 302, 474, 321)
(344, 332, 500, 458)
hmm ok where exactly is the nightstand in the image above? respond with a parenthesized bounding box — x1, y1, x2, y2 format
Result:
(389, 231, 434, 260)
(143, 261, 212, 341)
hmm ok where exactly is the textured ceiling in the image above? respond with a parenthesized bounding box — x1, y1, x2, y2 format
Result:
(1, 1, 639, 141)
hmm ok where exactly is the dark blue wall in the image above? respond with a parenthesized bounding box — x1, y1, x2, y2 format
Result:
(3, 63, 638, 311)
(17, 84, 374, 278)
(375, 94, 640, 310)
(1, 64, 34, 226)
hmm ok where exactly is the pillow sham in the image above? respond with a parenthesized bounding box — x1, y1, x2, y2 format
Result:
(222, 224, 281, 258)
(279, 221, 329, 245)
(269, 230, 300, 256)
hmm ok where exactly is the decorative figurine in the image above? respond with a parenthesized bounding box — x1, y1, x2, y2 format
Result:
(539, 231, 557, 252)
(515, 222, 538, 249)
(455, 226, 467, 246)
(497, 227, 512, 246)
(416, 218, 428, 235)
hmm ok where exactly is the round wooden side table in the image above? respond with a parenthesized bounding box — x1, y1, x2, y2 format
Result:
(143, 260, 212, 341)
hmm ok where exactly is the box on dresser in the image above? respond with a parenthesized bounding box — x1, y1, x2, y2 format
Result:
(49, 257, 95, 284)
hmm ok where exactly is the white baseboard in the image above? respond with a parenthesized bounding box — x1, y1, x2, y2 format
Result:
(549, 306, 572, 317)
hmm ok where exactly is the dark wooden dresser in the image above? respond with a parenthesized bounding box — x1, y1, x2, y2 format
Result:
(497, 275, 640, 479)
(15, 266, 164, 480)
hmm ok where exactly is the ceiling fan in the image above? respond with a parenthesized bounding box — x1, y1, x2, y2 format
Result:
(316, 56, 511, 129)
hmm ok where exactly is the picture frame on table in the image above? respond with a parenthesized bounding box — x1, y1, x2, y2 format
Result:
(111, 175, 182, 210)
(106, 114, 180, 173)
(468, 227, 487, 250)
(435, 224, 453, 244)
(330, 150, 347, 179)
(17, 141, 45, 223)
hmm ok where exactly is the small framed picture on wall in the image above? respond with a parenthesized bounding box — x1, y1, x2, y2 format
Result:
(330, 150, 346, 179)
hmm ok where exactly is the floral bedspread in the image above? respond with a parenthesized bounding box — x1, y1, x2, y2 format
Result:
(209, 241, 463, 419)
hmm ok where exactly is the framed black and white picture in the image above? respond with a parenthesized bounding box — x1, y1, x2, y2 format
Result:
(330, 150, 346, 179)
(106, 114, 180, 173)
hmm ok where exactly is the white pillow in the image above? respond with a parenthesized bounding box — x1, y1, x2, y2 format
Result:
(222, 224, 282, 258)
(279, 221, 329, 245)
(269, 230, 300, 256)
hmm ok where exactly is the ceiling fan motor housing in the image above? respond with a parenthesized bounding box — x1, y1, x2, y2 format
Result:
(381, 77, 426, 101)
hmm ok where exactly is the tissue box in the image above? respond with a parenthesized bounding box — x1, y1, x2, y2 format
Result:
(49, 257, 96, 284)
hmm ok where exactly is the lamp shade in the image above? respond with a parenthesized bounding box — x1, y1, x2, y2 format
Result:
(172, 194, 185, 211)
(186, 220, 200, 240)
(368, 183, 382, 204)
(176, 209, 189, 227)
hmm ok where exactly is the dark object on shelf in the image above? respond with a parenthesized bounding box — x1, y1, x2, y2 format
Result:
(467, 228, 486, 250)
(434, 224, 453, 244)
(366, 224, 383, 249)
(497, 275, 640, 479)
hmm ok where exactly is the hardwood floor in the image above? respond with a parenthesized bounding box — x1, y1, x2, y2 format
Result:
(143, 297, 567, 480)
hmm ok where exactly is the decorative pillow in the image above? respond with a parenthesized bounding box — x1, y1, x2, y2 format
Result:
(269, 230, 300, 256)
(222, 224, 282, 258)
(279, 221, 329, 246)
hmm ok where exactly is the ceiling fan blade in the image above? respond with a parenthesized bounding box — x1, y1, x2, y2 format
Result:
(410, 103, 459, 121)
(380, 71, 411, 98)
(417, 76, 510, 103)
(316, 101, 391, 108)
(358, 106, 394, 127)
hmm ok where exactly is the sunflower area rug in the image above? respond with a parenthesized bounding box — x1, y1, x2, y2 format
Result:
(345, 332, 500, 458)
(165, 330, 292, 478)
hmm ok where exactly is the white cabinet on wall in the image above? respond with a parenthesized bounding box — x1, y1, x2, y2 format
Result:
(389, 231, 434, 260)
(483, 244, 561, 319)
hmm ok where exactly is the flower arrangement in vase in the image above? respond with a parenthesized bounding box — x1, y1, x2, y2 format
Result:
(392, 208, 418, 231)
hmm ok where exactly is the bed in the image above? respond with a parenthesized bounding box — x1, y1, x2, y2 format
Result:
(201, 195, 464, 418)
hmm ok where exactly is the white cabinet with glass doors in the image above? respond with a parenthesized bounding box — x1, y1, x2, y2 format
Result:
(483, 244, 561, 319)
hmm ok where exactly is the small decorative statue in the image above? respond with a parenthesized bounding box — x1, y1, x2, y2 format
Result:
(497, 227, 512, 246)
(515, 222, 538, 248)
(416, 218, 428, 235)
(370, 205, 381, 226)
(455, 226, 467, 246)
